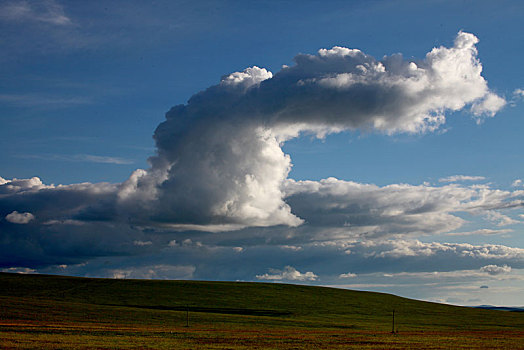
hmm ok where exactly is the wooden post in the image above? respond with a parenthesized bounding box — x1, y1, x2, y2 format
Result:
(391, 309, 395, 333)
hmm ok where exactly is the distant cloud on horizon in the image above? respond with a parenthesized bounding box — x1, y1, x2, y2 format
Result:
(256, 266, 318, 281)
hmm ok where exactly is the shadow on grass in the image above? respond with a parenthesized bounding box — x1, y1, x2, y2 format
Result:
(102, 304, 293, 317)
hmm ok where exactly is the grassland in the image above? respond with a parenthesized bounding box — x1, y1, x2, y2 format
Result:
(1, 272, 523, 349)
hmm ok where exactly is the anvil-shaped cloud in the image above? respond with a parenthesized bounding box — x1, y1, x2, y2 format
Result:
(117, 31, 505, 229)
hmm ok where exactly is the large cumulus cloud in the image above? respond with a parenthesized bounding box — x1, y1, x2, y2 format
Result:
(116, 31, 505, 229)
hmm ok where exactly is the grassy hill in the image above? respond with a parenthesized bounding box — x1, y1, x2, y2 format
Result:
(1, 272, 523, 349)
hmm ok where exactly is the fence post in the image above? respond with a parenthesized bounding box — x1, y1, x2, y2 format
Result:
(186, 305, 189, 327)
(391, 309, 395, 333)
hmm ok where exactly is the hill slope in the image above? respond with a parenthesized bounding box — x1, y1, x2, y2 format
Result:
(1, 272, 523, 349)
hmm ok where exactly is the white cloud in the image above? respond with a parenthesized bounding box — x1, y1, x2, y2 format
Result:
(484, 211, 520, 226)
(0, 176, 116, 196)
(471, 92, 506, 119)
(458, 244, 524, 260)
(256, 266, 318, 281)
(280, 245, 302, 251)
(439, 175, 485, 183)
(0, 0, 72, 26)
(354, 239, 524, 261)
(480, 264, 511, 275)
(284, 178, 524, 239)
(339, 272, 357, 278)
(220, 66, 273, 89)
(513, 88, 524, 99)
(370, 240, 449, 258)
(133, 240, 152, 246)
(0, 176, 53, 194)
(181, 239, 202, 248)
(446, 228, 513, 236)
(512, 179, 522, 187)
(5, 211, 35, 224)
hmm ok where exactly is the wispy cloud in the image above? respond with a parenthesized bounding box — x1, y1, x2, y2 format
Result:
(0, 0, 72, 26)
(0, 94, 92, 109)
(513, 88, 524, 99)
(17, 153, 134, 165)
(79, 155, 134, 165)
(484, 211, 520, 227)
(446, 228, 513, 236)
(439, 175, 486, 183)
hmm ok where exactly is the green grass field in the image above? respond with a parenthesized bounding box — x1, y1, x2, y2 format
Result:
(1, 272, 523, 349)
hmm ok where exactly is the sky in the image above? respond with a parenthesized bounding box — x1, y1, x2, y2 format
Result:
(1, 0, 524, 307)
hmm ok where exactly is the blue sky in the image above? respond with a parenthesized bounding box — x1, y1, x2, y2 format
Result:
(1, 0, 523, 306)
